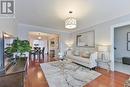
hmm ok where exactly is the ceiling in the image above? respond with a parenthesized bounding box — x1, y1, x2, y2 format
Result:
(15, 0, 130, 32)
(29, 32, 59, 40)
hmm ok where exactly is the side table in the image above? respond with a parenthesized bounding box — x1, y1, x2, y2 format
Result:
(96, 58, 111, 71)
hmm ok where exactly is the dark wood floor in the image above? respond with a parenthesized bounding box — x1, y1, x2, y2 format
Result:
(25, 56, 130, 87)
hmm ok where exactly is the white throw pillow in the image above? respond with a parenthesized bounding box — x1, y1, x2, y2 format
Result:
(73, 50, 80, 56)
(81, 51, 90, 58)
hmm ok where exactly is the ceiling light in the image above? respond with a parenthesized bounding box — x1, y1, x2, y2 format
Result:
(38, 33, 42, 40)
(4, 33, 10, 37)
(65, 11, 77, 29)
(38, 36, 42, 40)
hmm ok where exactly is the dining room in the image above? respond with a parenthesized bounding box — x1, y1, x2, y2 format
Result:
(28, 32, 59, 61)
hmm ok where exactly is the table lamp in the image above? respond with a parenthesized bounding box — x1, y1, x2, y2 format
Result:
(98, 45, 108, 60)
(65, 41, 74, 50)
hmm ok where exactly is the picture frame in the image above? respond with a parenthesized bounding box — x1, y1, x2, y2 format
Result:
(127, 32, 130, 51)
(127, 32, 130, 41)
(76, 30, 95, 47)
(127, 42, 130, 51)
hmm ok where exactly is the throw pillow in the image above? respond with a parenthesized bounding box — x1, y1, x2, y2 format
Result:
(73, 50, 80, 56)
(81, 51, 90, 58)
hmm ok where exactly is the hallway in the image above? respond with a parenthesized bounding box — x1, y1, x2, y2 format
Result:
(115, 61, 130, 75)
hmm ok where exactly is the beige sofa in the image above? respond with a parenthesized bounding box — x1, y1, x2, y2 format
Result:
(67, 49, 97, 69)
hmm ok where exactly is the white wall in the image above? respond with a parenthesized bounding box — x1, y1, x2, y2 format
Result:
(75, 14, 130, 45)
(0, 18, 17, 36)
(114, 25, 130, 59)
(71, 14, 130, 71)
(17, 23, 71, 54)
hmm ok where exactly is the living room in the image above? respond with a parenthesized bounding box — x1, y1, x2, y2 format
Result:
(0, 0, 130, 87)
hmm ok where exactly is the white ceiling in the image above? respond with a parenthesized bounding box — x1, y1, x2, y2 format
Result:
(29, 32, 58, 37)
(15, 0, 130, 31)
(29, 32, 58, 39)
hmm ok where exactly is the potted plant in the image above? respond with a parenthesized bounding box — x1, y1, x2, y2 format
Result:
(5, 38, 32, 63)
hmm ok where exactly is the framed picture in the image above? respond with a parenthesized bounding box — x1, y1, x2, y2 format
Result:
(127, 32, 130, 51)
(127, 32, 130, 41)
(76, 30, 95, 47)
(127, 42, 130, 51)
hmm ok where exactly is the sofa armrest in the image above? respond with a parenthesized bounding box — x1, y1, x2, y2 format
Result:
(90, 52, 97, 60)
(89, 52, 97, 68)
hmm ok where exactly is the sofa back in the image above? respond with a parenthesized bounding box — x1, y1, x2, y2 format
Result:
(67, 47, 97, 57)
(73, 47, 96, 53)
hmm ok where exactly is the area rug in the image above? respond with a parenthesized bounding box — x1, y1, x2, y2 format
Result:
(40, 60, 101, 87)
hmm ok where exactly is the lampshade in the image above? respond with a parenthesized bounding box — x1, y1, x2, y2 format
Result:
(65, 11, 77, 29)
(65, 17, 77, 29)
(65, 41, 74, 47)
(58, 52, 63, 59)
(98, 45, 108, 52)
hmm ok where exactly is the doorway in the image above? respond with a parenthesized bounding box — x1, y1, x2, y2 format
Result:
(29, 32, 59, 58)
(114, 25, 130, 74)
(28, 32, 59, 59)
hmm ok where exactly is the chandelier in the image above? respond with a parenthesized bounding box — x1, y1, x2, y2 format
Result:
(65, 11, 77, 29)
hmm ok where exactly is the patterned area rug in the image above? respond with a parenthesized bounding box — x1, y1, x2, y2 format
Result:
(40, 60, 101, 87)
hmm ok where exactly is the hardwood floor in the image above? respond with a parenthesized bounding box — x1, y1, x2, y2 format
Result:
(25, 56, 130, 87)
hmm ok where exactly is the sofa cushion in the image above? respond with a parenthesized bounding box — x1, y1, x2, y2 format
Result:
(81, 51, 90, 58)
(67, 50, 97, 68)
(68, 54, 90, 63)
(73, 50, 80, 56)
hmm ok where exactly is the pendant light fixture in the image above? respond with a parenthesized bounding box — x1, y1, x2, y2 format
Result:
(38, 33, 42, 40)
(65, 11, 77, 29)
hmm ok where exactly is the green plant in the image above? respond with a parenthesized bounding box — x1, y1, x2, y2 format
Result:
(5, 37, 32, 58)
